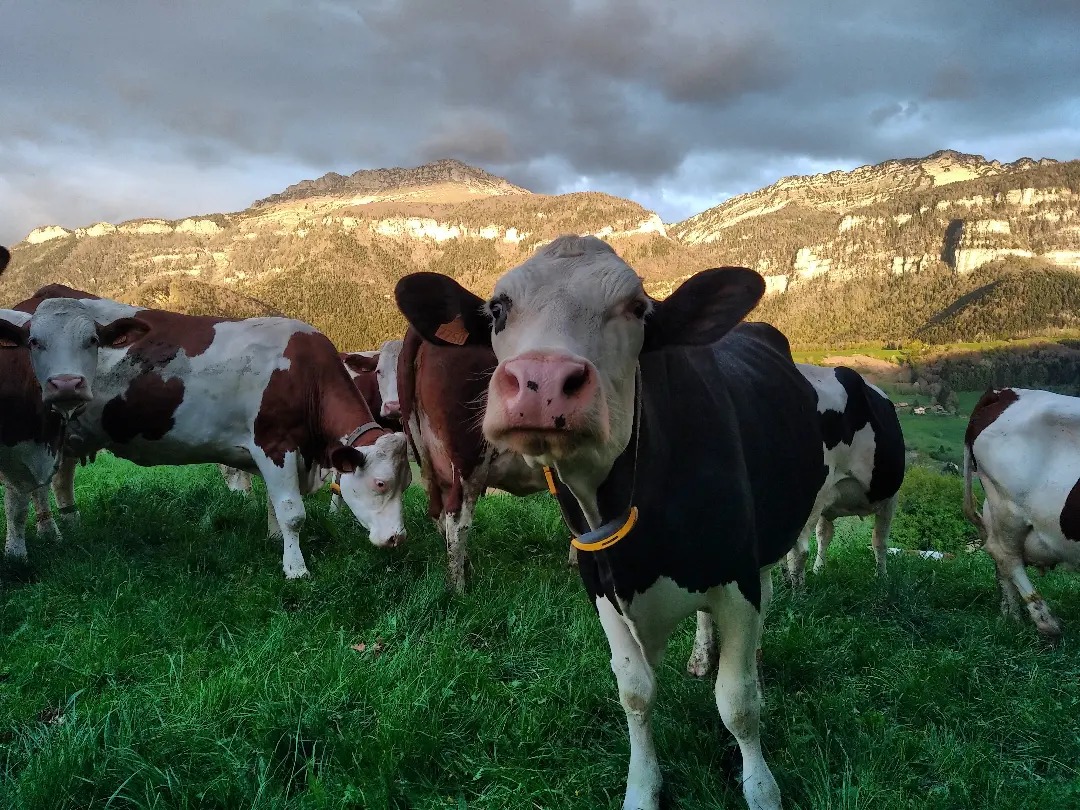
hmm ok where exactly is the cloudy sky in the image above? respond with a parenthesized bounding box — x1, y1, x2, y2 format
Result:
(3, 0, 1079, 244)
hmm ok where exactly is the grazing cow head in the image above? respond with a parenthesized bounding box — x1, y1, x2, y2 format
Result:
(375, 339, 403, 419)
(23, 298, 150, 416)
(328, 432, 412, 546)
(395, 234, 763, 491)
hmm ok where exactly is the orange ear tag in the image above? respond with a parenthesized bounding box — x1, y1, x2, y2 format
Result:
(434, 316, 469, 345)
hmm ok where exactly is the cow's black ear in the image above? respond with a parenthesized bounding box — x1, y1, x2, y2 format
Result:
(642, 267, 765, 352)
(0, 246, 10, 275)
(394, 272, 491, 348)
(0, 317, 28, 349)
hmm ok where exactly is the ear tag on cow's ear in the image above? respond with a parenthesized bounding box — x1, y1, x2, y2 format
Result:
(434, 315, 469, 346)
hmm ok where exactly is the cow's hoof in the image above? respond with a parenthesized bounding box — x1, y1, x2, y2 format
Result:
(1037, 621, 1063, 646)
(284, 566, 311, 580)
(1, 556, 36, 584)
(38, 523, 62, 543)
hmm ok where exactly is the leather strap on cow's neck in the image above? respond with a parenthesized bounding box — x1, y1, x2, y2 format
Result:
(331, 420, 385, 496)
(344, 421, 383, 448)
(545, 364, 642, 553)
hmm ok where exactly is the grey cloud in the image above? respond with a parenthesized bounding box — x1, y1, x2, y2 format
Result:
(1, 0, 1079, 243)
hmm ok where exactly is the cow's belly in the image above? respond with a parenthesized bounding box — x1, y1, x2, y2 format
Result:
(618, 575, 710, 638)
(418, 411, 457, 485)
(822, 476, 874, 519)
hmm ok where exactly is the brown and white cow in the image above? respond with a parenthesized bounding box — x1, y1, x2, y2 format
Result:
(0, 294, 412, 579)
(964, 387, 1080, 640)
(395, 235, 827, 810)
(0, 249, 68, 560)
(397, 325, 547, 592)
(220, 341, 407, 502)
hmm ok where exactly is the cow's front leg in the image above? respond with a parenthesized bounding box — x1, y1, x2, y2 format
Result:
(709, 572, 782, 810)
(52, 456, 79, 528)
(31, 486, 61, 542)
(256, 452, 310, 579)
(596, 596, 664, 810)
(3, 485, 31, 559)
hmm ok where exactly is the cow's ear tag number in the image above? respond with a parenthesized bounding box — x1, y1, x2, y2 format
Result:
(435, 316, 469, 346)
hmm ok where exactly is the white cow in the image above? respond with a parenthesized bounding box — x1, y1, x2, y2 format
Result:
(964, 387, 1080, 640)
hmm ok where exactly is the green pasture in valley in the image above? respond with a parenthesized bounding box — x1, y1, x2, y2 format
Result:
(2, 456, 1079, 809)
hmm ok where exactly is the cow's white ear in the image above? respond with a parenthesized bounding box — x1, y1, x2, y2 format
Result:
(642, 267, 764, 352)
(0, 318, 29, 349)
(395, 272, 491, 348)
(330, 445, 366, 473)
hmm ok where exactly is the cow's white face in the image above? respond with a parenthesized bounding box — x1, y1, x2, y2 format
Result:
(375, 339, 403, 419)
(394, 234, 766, 499)
(483, 238, 649, 473)
(330, 432, 412, 547)
(25, 298, 149, 417)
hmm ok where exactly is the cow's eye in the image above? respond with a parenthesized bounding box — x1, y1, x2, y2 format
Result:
(88, 334, 99, 347)
(28, 337, 40, 349)
(631, 300, 648, 319)
(487, 294, 511, 333)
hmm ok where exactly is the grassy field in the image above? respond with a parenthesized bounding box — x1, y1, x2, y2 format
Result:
(2, 456, 1080, 809)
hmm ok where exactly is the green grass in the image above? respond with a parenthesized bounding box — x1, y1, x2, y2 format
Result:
(3, 456, 1080, 809)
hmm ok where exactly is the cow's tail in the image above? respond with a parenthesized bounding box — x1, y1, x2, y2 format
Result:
(962, 442, 986, 542)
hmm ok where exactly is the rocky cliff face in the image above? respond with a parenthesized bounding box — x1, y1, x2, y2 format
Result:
(5, 151, 1080, 350)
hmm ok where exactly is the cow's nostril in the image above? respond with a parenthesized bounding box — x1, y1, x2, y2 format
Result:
(562, 365, 588, 397)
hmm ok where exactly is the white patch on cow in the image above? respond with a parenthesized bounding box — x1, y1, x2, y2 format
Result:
(375, 339, 403, 417)
(967, 388, 1080, 637)
(596, 574, 779, 810)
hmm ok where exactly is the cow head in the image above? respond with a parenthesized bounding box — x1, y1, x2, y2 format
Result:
(328, 431, 412, 547)
(395, 234, 763, 492)
(375, 339, 403, 419)
(25, 298, 150, 416)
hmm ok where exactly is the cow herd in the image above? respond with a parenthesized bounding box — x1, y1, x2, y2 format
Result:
(0, 236, 1076, 810)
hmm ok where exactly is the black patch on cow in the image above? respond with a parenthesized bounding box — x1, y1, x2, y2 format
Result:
(550, 322, 826, 611)
(1060, 477, 1080, 542)
(526, 380, 539, 391)
(554, 415, 566, 429)
(101, 374, 185, 443)
(816, 367, 905, 505)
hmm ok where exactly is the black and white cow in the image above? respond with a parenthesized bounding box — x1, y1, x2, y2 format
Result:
(686, 361, 907, 678)
(784, 363, 906, 584)
(395, 235, 828, 810)
(964, 387, 1080, 640)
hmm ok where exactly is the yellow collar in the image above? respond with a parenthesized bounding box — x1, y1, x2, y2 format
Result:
(544, 466, 639, 552)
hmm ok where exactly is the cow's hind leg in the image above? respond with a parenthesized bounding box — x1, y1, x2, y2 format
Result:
(31, 486, 61, 542)
(4, 485, 31, 560)
(686, 611, 718, 678)
(811, 515, 835, 574)
(255, 452, 309, 579)
(783, 528, 810, 588)
(985, 519, 1061, 639)
(53, 456, 79, 528)
(596, 596, 671, 810)
(442, 502, 474, 595)
(871, 496, 898, 577)
(709, 572, 782, 810)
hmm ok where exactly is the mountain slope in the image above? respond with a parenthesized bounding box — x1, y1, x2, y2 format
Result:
(5, 152, 1080, 351)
